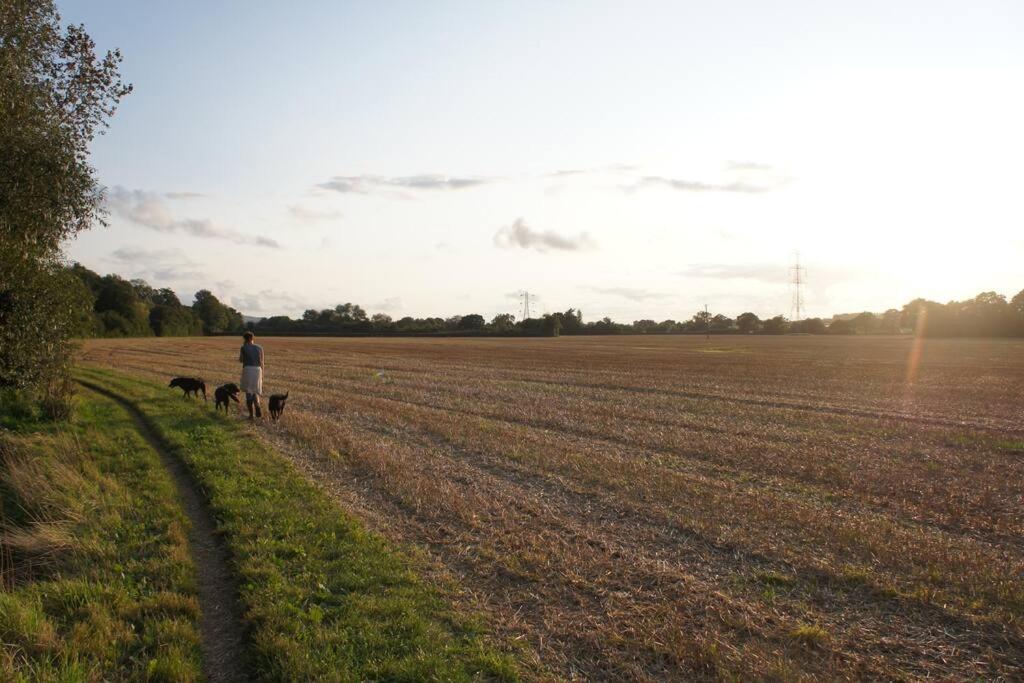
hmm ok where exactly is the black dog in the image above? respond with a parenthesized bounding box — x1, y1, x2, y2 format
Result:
(268, 391, 289, 420)
(214, 383, 240, 413)
(169, 377, 207, 400)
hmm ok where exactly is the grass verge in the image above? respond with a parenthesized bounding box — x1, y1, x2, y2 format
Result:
(74, 366, 519, 681)
(0, 387, 203, 681)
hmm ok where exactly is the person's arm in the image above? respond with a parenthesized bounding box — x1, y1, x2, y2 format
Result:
(239, 346, 244, 364)
(259, 347, 264, 369)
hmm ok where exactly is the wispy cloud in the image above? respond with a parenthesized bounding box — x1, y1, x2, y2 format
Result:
(229, 289, 309, 316)
(106, 187, 279, 248)
(680, 262, 868, 292)
(634, 176, 773, 194)
(724, 161, 774, 172)
(287, 204, 342, 224)
(317, 174, 491, 195)
(373, 297, 403, 312)
(545, 169, 586, 178)
(164, 191, 206, 200)
(544, 163, 637, 179)
(493, 218, 596, 253)
(588, 286, 671, 302)
(679, 263, 789, 284)
(107, 246, 207, 282)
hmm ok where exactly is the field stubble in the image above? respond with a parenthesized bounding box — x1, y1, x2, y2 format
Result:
(80, 335, 1024, 681)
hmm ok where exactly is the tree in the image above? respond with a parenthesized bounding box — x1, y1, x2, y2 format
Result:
(490, 313, 516, 332)
(541, 313, 562, 337)
(792, 317, 826, 334)
(0, 264, 95, 387)
(333, 303, 367, 323)
(457, 314, 485, 331)
(94, 274, 151, 336)
(192, 290, 242, 334)
(900, 298, 936, 333)
(850, 312, 878, 334)
(736, 312, 760, 333)
(959, 291, 1011, 336)
(0, 2, 130, 395)
(762, 315, 789, 334)
(560, 308, 583, 334)
(878, 309, 901, 334)
(691, 309, 712, 330)
(150, 303, 202, 337)
(1013, 289, 1024, 335)
(709, 314, 734, 332)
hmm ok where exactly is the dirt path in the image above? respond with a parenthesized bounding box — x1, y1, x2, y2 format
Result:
(78, 381, 248, 682)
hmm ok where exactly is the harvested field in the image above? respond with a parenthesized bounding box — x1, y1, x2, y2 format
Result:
(80, 335, 1024, 681)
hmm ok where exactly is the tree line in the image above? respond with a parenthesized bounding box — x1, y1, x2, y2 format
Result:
(65, 264, 1024, 340)
(68, 264, 243, 338)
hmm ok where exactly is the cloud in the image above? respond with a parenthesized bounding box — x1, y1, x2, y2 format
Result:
(229, 289, 309, 316)
(288, 204, 342, 224)
(545, 169, 585, 178)
(164, 191, 205, 200)
(107, 246, 207, 281)
(373, 297, 403, 312)
(635, 176, 773, 194)
(317, 174, 491, 195)
(724, 161, 773, 172)
(106, 187, 279, 248)
(493, 218, 596, 252)
(679, 263, 789, 284)
(544, 164, 637, 179)
(588, 286, 671, 302)
(680, 262, 865, 290)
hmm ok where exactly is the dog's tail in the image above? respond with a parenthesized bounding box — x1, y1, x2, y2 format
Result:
(283, 391, 289, 400)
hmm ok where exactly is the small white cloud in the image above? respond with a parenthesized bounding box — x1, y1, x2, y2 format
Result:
(288, 204, 342, 224)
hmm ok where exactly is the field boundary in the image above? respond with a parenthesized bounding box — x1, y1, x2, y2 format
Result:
(77, 380, 248, 682)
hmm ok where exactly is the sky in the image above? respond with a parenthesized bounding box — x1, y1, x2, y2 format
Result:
(60, 1, 1024, 322)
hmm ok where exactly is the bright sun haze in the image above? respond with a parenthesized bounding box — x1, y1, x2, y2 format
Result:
(58, 0, 1024, 322)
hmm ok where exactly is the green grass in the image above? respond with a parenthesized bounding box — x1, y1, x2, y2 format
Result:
(0, 388, 203, 681)
(996, 439, 1024, 454)
(74, 366, 519, 681)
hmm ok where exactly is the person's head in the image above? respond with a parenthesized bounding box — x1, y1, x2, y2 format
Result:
(243, 331, 254, 343)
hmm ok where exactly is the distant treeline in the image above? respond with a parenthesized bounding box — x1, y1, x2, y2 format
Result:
(69, 264, 243, 338)
(68, 264, 1024, 339)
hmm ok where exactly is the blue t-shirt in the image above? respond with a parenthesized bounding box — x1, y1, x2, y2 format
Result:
(240, 343, 263, 367)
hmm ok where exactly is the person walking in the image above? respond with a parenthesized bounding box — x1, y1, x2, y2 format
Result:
(239, 331, 264, 419)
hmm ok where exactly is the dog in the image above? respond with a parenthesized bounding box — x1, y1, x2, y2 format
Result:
(169, 377, 207, 400)
(214, 383, 240, 413)
(268, 391, 289, 420)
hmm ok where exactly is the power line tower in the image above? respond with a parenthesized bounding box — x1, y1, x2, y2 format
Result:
(518, 290, 538, 320)
(790, 251, 806, 322)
